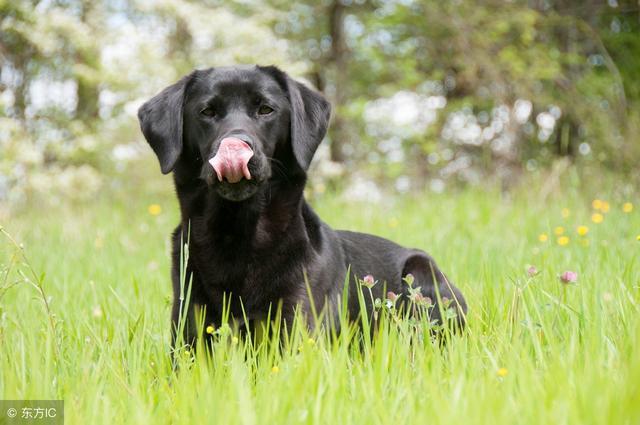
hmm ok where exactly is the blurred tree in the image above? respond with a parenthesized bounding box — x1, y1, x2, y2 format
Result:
(267, 0, 373, 162)
(0, 0, 300, 204)
(1, 0, 105, 124)
(1, 0, 639, 206)
(74, 0, 102, 123)
(271, 0, 638, 185)
(0, 1, 41, 120)
(328, 0, 348, 162)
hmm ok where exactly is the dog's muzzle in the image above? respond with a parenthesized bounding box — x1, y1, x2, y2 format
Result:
(208, 137, 254, 183)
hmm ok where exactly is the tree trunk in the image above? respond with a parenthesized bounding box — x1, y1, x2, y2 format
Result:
(76, 69, 100, 122)
(168, 16, 193, 74)
(13, 57, 28, 121)
(328, 0, 348, 163)
(75, 0, 100, 123)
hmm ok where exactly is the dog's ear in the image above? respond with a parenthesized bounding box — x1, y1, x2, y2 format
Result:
(286, 76, 331, 171)
(138, 73, 193, 174)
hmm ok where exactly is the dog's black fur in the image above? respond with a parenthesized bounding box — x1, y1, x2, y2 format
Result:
(138, 65, 467, 345)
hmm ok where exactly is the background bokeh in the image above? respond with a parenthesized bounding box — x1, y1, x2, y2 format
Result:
(1, 0, 639, 210)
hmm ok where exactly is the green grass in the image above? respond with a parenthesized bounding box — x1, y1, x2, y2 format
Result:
(1, 175, 639, 424)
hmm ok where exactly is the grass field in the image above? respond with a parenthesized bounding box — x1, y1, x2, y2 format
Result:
(1, 173, 639, 424)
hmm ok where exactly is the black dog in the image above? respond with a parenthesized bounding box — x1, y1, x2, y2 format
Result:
(138, 65, 466, 345)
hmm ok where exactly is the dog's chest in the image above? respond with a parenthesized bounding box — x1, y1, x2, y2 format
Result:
(191, 228, 306, 297)
(185, 204, 310, 312)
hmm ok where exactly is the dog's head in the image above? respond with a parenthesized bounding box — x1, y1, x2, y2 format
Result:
(138, 66, 331, 201)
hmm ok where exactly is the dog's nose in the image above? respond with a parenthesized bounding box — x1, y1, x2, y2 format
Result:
(225, 132, 253, 148)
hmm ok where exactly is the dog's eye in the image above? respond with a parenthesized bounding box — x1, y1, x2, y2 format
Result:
(258, 105, 274, 115)
(200, 107, 216, 117)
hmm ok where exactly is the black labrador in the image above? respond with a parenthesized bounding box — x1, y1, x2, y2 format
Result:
(138, 65, 466, 346)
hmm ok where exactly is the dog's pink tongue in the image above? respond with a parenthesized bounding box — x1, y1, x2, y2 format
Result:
(208, 137, 254, 184)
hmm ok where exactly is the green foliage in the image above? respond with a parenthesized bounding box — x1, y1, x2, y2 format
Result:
(269, 0, 639, 187)
(0, 0, 298, 204)
(1, 0, 639, 203)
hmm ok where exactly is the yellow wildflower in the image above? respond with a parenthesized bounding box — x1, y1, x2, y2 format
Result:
(554, 226, 565, 236)
(307, 338, 315, 346)
(232, 337, 239, 345)
(637, 235, 640, 241)
(497, 367, 509, 377)
(206, 325, 215, 335)
(148, 204, 162, 216)
(557, 236, 570, 246)
(576, 225, 589, 236)
(623, 202, 633, 213)
(271, 366, 280, 374)
(601, 201, 610, 213)
(538, 233, 548, 242)
(592, 199, 603, 210)
(561, 208, 570, 218)
(591, 213, 604, 224)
